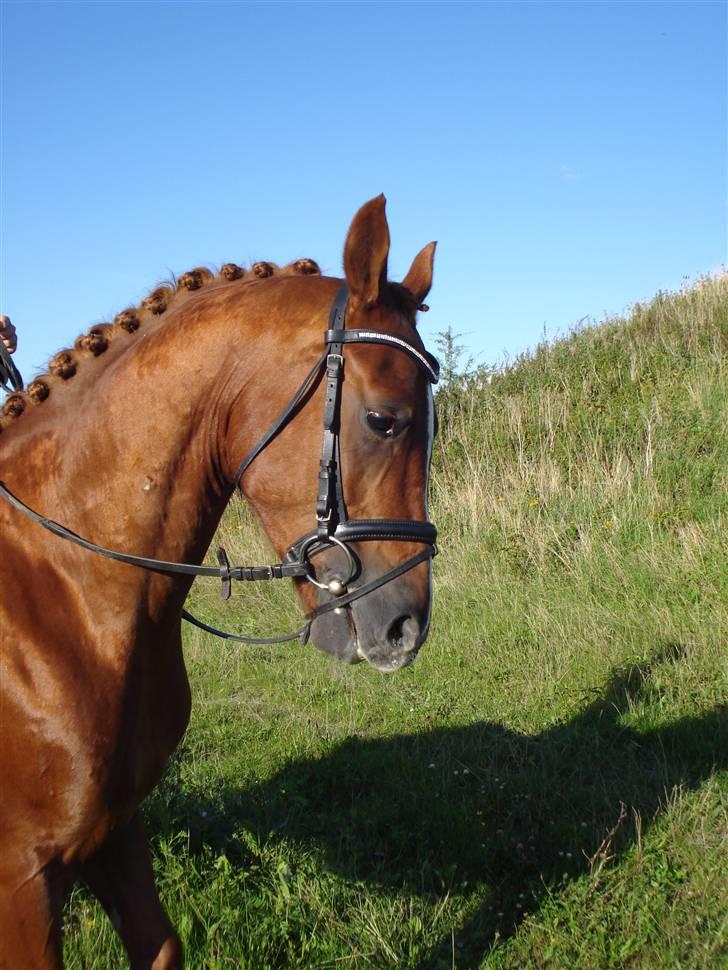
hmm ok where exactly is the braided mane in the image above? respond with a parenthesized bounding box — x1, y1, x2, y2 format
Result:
(0, 258, 321, 432)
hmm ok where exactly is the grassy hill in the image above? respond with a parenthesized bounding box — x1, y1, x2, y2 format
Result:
(65, 275, 727, 968)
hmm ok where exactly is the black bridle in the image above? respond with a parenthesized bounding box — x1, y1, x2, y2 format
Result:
(0, 283, 439, 645)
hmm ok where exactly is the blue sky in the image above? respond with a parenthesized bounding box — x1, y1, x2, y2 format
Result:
(1, 0, 725, 382)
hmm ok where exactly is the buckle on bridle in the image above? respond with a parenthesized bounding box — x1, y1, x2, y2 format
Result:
(217, 547, 232, 600)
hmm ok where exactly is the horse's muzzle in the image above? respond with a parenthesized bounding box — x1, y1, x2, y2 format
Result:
(308, 561, 430, 671)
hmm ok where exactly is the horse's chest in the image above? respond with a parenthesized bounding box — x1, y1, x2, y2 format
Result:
(1, 627, 190, 864)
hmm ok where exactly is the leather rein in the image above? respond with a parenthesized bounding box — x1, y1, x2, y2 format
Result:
(0, 284, 440, 646)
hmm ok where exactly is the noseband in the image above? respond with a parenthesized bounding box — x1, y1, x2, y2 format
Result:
(0, 284, 439, 645)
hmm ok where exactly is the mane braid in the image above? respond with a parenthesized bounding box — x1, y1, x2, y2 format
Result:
(0, 257, 321, 432)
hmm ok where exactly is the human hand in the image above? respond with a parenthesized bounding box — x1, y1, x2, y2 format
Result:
(0, 315, 17, 354)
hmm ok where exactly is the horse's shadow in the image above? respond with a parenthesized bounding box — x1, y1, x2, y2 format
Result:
(145, 643, 726, 968)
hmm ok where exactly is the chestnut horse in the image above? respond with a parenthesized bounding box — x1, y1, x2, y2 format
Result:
(0, 197, 437, 968)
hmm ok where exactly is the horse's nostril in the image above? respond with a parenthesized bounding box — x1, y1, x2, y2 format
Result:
(387, 614, 419, 652)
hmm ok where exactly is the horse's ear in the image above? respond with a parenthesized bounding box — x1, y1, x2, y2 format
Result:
(343, 194, 390, 308)
(402, 241, 436, 308)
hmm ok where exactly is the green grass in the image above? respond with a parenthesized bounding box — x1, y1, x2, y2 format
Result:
(64, 275, 727, 968)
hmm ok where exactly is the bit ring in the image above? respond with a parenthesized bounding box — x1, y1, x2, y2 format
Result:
(301, 535, 357, 592)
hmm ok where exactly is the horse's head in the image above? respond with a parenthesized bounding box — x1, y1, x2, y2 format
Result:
(228, 196, 437, 671)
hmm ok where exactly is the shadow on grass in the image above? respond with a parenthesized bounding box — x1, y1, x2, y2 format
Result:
(145, 644, 727, 968)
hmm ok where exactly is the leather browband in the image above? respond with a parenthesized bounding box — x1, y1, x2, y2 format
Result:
(324, 329, 440, 384)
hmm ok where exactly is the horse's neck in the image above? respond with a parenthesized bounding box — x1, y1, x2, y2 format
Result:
(5, 302, 249, 620)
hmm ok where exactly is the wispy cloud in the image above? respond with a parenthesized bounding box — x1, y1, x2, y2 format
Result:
(560, 165, 582, 182)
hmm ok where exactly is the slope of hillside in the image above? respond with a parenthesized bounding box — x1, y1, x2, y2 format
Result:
(431, 272, 727, 722)
(64, 276, 727, 969)
(435, 272, 727, 528)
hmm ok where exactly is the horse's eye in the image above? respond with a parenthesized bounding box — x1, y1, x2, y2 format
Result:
(366, 409, 397, 437)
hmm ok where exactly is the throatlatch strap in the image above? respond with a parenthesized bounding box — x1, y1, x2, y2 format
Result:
(234, 348, 329, 488)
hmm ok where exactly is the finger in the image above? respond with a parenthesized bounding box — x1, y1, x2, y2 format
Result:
(0, 315, 17, 353)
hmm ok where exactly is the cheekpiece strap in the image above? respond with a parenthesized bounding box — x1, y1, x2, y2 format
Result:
(315, 283, 349, 539)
